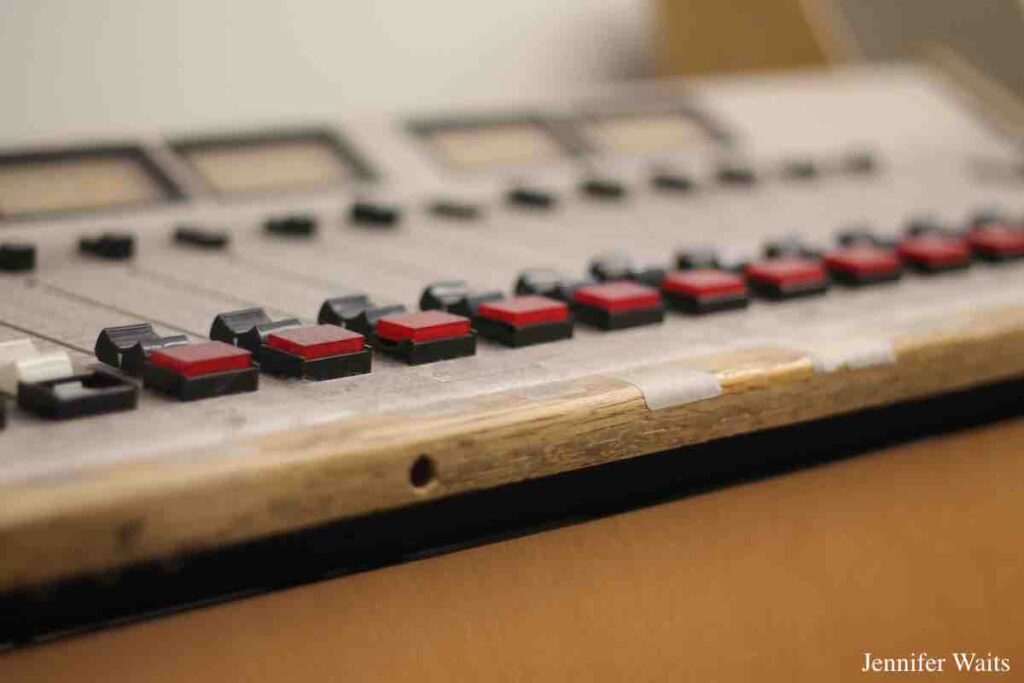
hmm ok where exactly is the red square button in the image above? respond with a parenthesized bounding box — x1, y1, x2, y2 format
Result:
(898, 237, 971, 268)
(662, 269, 747, 298)
(968, 225, 1024, 257)
(477, 296, 568, 327)
(149, 341, 252, 378)
(377, 310, 472, 343)
(824, 246, 902, 276)
(745, 259, 827, 287)
(266, 325, 365, 359)
(573, 281, 662, 313)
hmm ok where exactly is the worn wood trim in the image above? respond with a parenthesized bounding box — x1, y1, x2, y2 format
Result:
(1, 306, 1023, 591)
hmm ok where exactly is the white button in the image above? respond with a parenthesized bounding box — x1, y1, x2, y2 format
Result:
(0, 338, 73, 394)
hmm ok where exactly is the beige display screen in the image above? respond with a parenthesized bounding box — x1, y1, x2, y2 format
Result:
(420, 123, 567, 171)
(0, 154, 170, 218)
(581, 112, 713, 155)
(179, 139, 358, 195)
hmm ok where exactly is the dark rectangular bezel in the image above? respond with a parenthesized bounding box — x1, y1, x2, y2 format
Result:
(663, 291, 750, 314)
(903, 259, 973, 274)
(0, 144, 185, 222)
(748, 279, 829, 300)
(474, 317, 574, 348)
(144, 363, 259, 401)
(17, 371, 139, 419)
(259, 346, 372, 381)
(573, 304, 665, 330)
(376, 333, 476, 365)
(828, 268, 904, 286)
(170, 128, 376, 196)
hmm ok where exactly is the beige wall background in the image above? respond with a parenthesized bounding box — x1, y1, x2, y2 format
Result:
(0, 0, 648, 140)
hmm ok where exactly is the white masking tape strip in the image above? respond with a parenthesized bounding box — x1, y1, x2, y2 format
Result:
(612, 365, 722, 411)
(806, 337, 896, 373)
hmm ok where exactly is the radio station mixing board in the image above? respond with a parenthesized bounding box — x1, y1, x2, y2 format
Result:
(0, 65, 1022, 596)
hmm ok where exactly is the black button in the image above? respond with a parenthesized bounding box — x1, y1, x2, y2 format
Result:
(18, 370, 138, 419)
(842, 151, 877, 175)
(969, 209, 1005, 228)
(652, 171, 695, 193)
(633, 265, 667, 289)
(265, 215, 317, 237)
(95, 323, 189, 375)
(0, 242, 36, 272)
(515, 269, 593, 302)
(209, 308, 301, 358)
(675, 247, 720, 270)
(763, 237, 821, 260)
(716, 164, 756, 186)
(507, 187, 556, 209)
(781, 160, 818, 180)
(420, 280, 503, 317)
(589, 251, 635, 282)
(350, 202, 401, 227)
(175, 225, 230, 249)
(580, 178, 627, 200)
(79, 233, 134, 260)
(904, 218, 962, 239)
(318, 293, 407, 339)
(429, 199, 482, 221)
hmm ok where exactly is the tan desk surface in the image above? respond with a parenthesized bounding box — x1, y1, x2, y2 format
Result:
(4, 418, 1023, 681)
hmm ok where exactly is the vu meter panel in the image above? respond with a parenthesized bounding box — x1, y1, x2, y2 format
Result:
(410, 117, 572, 171)
(172, 130, 374, 196)
(578, 110, 718, 156)
(0, 147, 179, 219)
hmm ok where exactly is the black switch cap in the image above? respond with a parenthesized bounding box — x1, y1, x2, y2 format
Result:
(420, 280, 503, 317)
(429, 199, 482, 221)
(95, 322, 189, 374)
(79, 233, 135, 260)
(515, 269, 593, 302)
(210, 308, 301, 355)
(318, 293, 407, 338)
(266, 215, 317, 237)
(842, 151, 877, 175)
(175, 225, 230, 249)
(589, 251, 635, 282)
(350, 202, 401, 227)
(763, 237, 821, 260)
(675, 247, 721, 270)
(652, 171, 695, 193)
(507, 187, 557, 209)
(781, 159, 818, 180)
(580, 178, 627, 200)
(716, 164, 756, 186)
(0, 242, 36, 272)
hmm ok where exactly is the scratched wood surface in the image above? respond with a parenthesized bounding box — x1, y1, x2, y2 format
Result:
(3, 417, 1021, 682)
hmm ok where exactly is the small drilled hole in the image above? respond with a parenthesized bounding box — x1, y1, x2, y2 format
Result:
(409, 455, 437, 490)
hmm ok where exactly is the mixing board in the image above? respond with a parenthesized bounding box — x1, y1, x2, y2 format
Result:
(1, 64, 1023, 595)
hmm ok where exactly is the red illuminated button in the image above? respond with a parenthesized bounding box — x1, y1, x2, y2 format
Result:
(662, 269, 747, 298)
(746, 259, 827, 287)
(968, 225, 1024, 259)
(377, 310, 472, 343)
(574, 281, 661, 313)
(824, 246, 903, 283)
(149, 341, 252, 378)
(266, 325, 365, 359)
(477, 296, 568, 327)
(898, 237, 971, 271)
